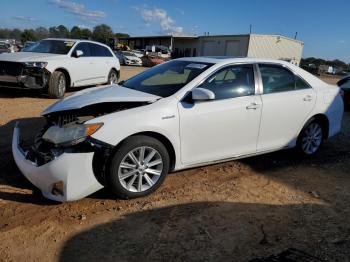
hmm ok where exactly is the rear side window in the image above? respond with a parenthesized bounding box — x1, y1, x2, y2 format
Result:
(90, 43, 113, 57)
(199, 65, 255, 100)
(259, 64, 311, 94)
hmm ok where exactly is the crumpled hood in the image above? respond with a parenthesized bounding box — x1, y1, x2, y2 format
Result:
(0, 52, 63, 62)
(42, 85, 161, 115)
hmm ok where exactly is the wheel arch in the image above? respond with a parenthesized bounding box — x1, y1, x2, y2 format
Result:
(113, 131, 177, 171)
(54, 67, 71, 88)
(110, 67, 120, 79)
(301, 114, 330, 139)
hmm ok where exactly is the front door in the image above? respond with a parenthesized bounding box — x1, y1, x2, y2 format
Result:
(178, 64, 262, 165)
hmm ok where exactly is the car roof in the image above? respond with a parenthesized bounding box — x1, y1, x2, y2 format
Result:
(177, 56, 294, 66)
(43, 38, 108, 46)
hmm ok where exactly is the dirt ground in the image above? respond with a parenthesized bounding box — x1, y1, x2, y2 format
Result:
(0, 67, 349, 262)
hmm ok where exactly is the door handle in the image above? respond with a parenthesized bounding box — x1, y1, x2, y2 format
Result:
(303, 95, 313, 101)
(246, 103, 260, 110)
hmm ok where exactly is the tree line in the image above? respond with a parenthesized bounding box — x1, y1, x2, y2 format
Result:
(301, 57, 350, 70)
(0, 24, 129, 44)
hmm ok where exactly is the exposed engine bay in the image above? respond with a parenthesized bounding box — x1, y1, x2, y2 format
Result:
(22, 102, 149, 169)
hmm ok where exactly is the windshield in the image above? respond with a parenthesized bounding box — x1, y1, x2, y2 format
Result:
(23, 40, 76, 54)
(122, 60, 213, 97)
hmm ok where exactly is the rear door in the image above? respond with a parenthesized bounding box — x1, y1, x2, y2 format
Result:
(89, 43, 114, 84)
(257, 64, 316, 152)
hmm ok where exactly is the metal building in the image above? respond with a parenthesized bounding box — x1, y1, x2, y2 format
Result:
(119, 34, 304, 66)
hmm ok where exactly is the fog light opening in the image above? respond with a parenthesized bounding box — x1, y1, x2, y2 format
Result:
(51, 181, 64, 196)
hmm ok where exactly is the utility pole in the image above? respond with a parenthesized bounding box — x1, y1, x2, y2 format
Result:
(249, 24, 252, 34)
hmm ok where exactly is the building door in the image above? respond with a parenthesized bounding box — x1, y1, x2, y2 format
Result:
(202, 41, 216, 56)
(225, 40, 240, 56)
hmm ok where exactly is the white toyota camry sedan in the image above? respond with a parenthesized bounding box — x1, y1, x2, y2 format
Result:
(12, 57, 344, 201)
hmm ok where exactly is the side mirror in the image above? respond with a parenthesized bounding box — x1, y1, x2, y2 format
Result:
(192, 88, 215, 101)
(74, 50, 84, 58)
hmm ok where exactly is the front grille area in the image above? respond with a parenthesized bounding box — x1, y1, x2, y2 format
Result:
(0, 61, 24, 76)
(57, 114, 79, 127)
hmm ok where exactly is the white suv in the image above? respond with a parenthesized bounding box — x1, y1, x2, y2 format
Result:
(0, 38, 120, 98)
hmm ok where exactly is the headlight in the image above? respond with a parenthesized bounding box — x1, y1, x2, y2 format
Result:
(24, 61, 48, 68)
(42, 123, 103, 146)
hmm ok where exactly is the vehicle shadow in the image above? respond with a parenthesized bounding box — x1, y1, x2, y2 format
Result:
(59, 201, 349, 262)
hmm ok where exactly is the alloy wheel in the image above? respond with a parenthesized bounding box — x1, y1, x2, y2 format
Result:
(118, 146, 163, 192)
(58, 75, 66, 96)
(301, 122, 323, 155)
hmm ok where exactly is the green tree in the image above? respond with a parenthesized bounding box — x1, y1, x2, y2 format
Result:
(49, 26, 59, 38)
(56, 25, 69, 38)
(35, 27, 49, 40)
(92, 24, 113, 43)
(70, 26, 82, 39)
(21, 29, 37, 42)
(9, 28, 22, 40)
(80, 28, 92, 39)
(115, 32, 130, 38)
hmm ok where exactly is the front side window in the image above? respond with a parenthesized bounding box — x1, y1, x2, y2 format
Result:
(198, 65, 255, 100)
(122, 60, 213, 97)
(73, 42, 91, 57)
(259, 64, 311, 94)
(23, 40, 75, 54)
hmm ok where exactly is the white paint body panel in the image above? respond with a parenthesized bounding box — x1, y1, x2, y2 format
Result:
(12, 57, 344, 201)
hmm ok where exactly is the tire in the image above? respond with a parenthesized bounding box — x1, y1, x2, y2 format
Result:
(297, 120, 324, 156)
(107, 69, 119, 85)
(48, 71, 66, 98)
(108, 135, 170, 199)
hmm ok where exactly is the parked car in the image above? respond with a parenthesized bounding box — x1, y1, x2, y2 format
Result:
(0, 38, 120, 98)
(0, 41, 13, 53)
(121, 51, 142, 66)
(131, 50, 144, 58)
(141, 55, 165, 67)
(12, 57, 344, 202)
(338, 76, 350, 109)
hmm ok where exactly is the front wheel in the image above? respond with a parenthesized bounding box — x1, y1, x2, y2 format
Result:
(108, 135, 170, 199)
(48, 71, 66, 98)
(297, 120, 324, 156)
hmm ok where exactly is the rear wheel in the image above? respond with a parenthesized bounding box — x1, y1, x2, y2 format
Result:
(107, 69, 119, 85)
(297, 120, 324, 156)
(48, 71, 66, 98)
(108, 135, 170, 199)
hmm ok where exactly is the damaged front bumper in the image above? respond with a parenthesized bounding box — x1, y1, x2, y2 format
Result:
(0, 62, 50, 89)
(12, 123, 104, 202)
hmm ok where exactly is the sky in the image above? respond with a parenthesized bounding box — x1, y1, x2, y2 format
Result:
(1, 0, 350, 62)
